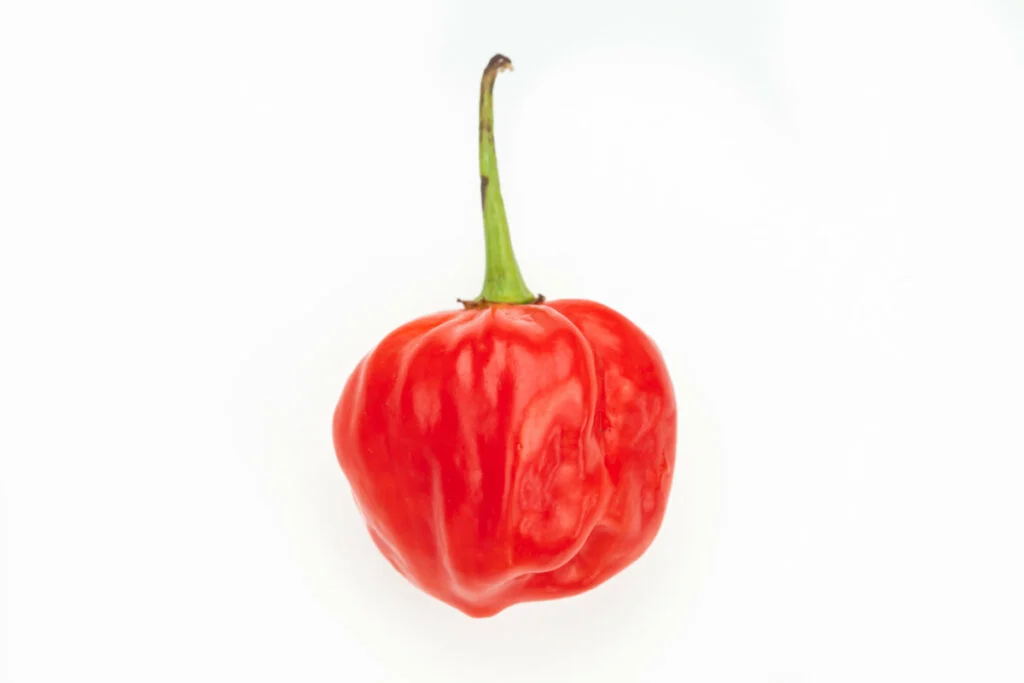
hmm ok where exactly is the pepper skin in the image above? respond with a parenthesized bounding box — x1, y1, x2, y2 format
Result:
(332, 55, 676, 617)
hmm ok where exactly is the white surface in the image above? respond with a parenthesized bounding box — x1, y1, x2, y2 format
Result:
(3, 0, 1024, 681)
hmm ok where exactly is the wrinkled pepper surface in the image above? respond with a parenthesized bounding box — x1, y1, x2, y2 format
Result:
(333, 54, 676, 617)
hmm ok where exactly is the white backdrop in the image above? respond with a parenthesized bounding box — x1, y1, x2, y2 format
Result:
(3, 0, 1024, 681)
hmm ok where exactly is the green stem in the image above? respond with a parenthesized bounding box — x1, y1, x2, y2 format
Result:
(468, 54, 536, 306)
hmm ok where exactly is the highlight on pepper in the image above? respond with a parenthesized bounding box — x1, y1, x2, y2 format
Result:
(332, 53, 677, 617)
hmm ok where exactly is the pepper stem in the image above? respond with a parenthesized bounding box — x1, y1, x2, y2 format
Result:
(466, 54, 536, 307)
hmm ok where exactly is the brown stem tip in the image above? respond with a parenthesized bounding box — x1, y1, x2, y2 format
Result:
(485, 54, 514, 75)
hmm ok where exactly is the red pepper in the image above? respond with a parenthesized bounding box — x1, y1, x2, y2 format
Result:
(333, 54, 676, 617)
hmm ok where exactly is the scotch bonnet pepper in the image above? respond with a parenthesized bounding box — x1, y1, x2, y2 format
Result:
(333, 54, 676, 617)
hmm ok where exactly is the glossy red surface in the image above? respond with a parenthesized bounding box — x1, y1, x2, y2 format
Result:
(332, 299, 676, 617)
